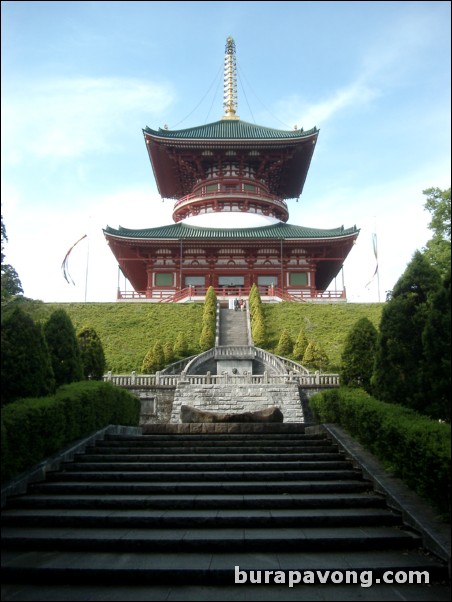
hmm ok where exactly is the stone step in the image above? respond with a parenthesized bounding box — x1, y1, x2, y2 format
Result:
(2, 428, 449, 600)
(73, 451, 343, 462)
(141, 423, 310, 433)
(63, 454, 352, 472)
(102, 433, 321, 443)
(1, 507, 402, 529)
(45, 469, 362, 482)
(26, 479, 372, 495)
(6, 492, 388, 511)
(3, 549, 447, 586)
(1, 525, 421, 553)
(60, 459, 354, 472)
(94, 439, 335, 450)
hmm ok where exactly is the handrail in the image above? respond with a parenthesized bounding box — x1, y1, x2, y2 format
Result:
(103, 370, 340, 387)
(116, 286, 347, 302)
(173, 189, 288, 212)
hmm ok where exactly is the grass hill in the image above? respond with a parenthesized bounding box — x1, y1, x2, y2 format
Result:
(263, 302, 383, 371)
(13, 301, 204, 373)
(13, 300, 383, 373)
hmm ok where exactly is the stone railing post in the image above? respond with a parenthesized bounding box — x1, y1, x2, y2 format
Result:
(131, 371, 136, 385)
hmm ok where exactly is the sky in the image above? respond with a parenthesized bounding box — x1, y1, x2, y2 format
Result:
(1, 0, 450, 304)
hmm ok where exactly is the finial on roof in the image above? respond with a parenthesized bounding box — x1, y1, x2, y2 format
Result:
(222, 36, 239, 120)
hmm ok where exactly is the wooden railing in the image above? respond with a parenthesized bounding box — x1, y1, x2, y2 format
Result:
(117, 286, 346, 303)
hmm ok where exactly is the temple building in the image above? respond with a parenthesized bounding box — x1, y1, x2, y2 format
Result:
(104, 37, 359, 302)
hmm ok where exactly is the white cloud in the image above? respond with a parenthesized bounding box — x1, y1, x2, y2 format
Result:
(3, 184, 175, 303)
(2, 77, 174, 164)
(276, 80, 379, 129)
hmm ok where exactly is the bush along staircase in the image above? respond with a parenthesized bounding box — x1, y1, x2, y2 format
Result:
(1, 424, 450, 601)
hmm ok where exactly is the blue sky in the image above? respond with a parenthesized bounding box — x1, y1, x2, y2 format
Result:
(2, 1, 450, 303)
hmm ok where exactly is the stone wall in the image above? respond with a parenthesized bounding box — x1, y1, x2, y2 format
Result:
(123, 386, 176, 426)
(170, 382, 304, 423)
(124, 382, 330, 425)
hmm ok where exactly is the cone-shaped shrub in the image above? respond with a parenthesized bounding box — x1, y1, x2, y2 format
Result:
(44, 309, 83, 387)
(77, 327, 106, 380)
(199, 322, 215, 351)
(275, 328, 294, 357)
(303, 340, 329, 371)
(293, 329, 309, 362)
(173, 332, 189, 358)
(1, 307, 55, 404)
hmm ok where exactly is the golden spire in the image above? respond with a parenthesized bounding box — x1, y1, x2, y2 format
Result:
(222, 36, 239, 120)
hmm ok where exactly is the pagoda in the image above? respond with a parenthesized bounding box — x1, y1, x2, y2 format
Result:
(104, 37, 359, 301)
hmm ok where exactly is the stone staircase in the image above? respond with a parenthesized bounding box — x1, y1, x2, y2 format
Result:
(2, 426, 450, 600)
(219, 307, 248, 345)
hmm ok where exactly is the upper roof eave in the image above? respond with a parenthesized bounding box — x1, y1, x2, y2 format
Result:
(143, 119, 319, 143)
(103, 222, 359, 242)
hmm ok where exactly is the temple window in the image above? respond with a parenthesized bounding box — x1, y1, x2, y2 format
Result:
(289, 272, 308, 286)
(155, 273, 174, 286)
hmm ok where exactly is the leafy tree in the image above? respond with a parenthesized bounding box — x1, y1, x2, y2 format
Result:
(293, 329, 309, 362)
(77, 327, 106, 380)
(1, 216, 23, 303)
(44, 309, 83, 387)
(275, 328, 294, 357)
(372, 251, 441, 412)
(421, 270, 451, 420)
(422, 187, 451, 277)
(340, 317, 378, 392)
(1, 307, 55, 404)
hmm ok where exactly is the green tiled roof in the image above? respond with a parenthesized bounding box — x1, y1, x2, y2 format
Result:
(104, 222, 358, 240)
(143, 119, 318, 141)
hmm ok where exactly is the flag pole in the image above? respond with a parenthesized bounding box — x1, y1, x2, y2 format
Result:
(373, 224, 380, 303)
(84, 233, 90, 303)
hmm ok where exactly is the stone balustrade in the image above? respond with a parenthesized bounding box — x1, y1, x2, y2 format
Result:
(104, 370, 340, 387)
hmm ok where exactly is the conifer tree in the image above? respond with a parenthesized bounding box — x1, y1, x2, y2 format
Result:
(153, 340, 165, 371)
(275, 328, 294, 357)
(372, 251, 441, 412)
(340, 317, 377, 392)
(77, 327, 106, 380)
(293, 329, 309, 362)
(142, 348, 156, 373)
(303, 340, 329, 371)
(420, 269, 450, 420)
(163, 341, 175, 365)
(1, 307, 55, 404)
(252, 310, 267, 347)
(44, 309, 83, 387)
(199, 322, 215, 351)
(173, 332, 189, 358)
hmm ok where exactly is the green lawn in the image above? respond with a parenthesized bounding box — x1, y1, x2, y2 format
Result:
(14, 299, 383, 373)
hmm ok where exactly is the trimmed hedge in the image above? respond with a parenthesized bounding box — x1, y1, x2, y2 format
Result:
(309, 387, 451, 517)
(1, 381, 140, 483)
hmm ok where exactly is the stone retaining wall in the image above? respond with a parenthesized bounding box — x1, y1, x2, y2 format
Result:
(170, 382, 304, 423)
